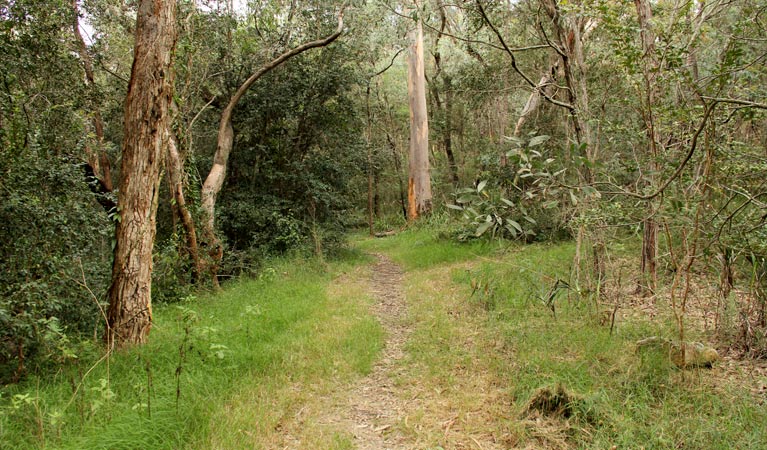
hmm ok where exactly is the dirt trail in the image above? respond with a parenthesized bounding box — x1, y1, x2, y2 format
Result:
(323, 253, 411, 449)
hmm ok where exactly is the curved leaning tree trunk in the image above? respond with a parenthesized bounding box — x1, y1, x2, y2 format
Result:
(406, 13, 432, 221)
(107, 0, 177, 348)
(199, 11, 344, 287)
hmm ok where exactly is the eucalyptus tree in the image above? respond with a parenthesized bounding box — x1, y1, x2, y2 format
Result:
(406, 1, 433, 220)
(198, 5, 345, 286)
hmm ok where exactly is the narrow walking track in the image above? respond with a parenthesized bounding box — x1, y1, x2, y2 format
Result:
(323, 253, 411, 449)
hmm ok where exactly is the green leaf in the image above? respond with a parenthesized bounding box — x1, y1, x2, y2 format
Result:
(508, 220, 523, 233)
(528, 135, 550, 147)
(476, 180, 488, 193)
(476, 221, 493, 237)
(500, 197, 515, 207)
(569, 191, 578, 206)
(446, 204, 464, 210)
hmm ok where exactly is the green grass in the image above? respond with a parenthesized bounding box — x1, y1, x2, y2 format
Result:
(444, 238, 767, 449)
(359, 227, 767, 449)
(0, 252, 382, 449)
(353, 227, 501, 270)
(3, 227, 766, 449)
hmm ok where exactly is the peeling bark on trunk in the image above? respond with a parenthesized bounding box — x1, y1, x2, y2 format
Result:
(107, 0, 177, 348)
(199, 12, 344, 286)
(407, 16, 432, 221)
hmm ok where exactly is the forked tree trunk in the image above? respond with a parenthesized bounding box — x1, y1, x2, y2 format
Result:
(199, 11, 344, 286)
(107, 0, 177, 348)
(407, 15, 432, 220)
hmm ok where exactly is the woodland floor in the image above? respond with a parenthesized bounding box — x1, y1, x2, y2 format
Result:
(3, 231, 767, 449)
(266, 234, 767, 449)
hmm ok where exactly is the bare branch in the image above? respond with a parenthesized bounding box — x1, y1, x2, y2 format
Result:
(603, 101, 718, 201)
(371, 47, 406, 78)
(474, 0, 576, 112)
(701, 96, 767, 110)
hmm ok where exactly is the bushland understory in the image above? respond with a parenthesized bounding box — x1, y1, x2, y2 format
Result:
(1, 230, 766, 449)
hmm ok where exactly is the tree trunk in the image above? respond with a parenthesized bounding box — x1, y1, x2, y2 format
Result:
(387, 132, 408, 220)
(540, 0, 594, 169)
(366, 84, 375, 236)
(540, 0, 602, 287)
(407, 15, 432, 221)
(432, 3, 459, 186)
(72, 0, 113, 193)
(107, 0, 177, 348)
(199, 12, 344, 286)
(444, 82, 458, 186)
(166, 128, 202, 282)
(635, 0, 660, 293)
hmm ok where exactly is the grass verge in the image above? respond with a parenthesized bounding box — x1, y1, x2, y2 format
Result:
(358, 228, 767, 449)
(0, 251, 381, 449)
